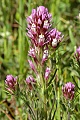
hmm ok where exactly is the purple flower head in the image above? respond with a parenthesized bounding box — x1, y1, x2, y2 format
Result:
(76, 47, 80, 55)
(42, 49, 48, 64)
(62, 82, 75, 100)
(27, 6, 52, 47)
(52, 38, 58, 48)
(5, 75, 17, 91)
(26, 76, 36, 90)
(47, 28, 63, 48)
(26, 76, 35, 84)
(44, 67, 51, 80)
(75, 46, 80, 62)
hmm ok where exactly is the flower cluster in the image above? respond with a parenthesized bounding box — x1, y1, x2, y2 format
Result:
(75, 46, 80, 63)
(5, 6, 76, 102)
(27, 6, 63, 48)
(26, 6, 63, 88)
(27, 6, 52, 47)
(62, 82, 75, 100)
(5, 75, 17, 93)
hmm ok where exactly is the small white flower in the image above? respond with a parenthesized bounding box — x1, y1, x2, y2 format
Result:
(38, 34, 45, 46)
(52, 38, 58, 47)
(43, 20, 49, 27)
(31, 23, 36, 32)
(43, 50, 48, 59)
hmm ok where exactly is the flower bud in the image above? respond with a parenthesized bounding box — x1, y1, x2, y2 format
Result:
(47, 28, 63, 48)
(5, 75, 17, 92)
(28, 60, 37, 73)
(26, 76, 36, 90)
(62, 82, 75, 100)
(75, 46, 80, 62)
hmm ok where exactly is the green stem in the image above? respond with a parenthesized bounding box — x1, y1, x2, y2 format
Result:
(78, 80, 80, 102)
(67, 101, 70, 120)
(57, 87, 60, 120)
(56, 50, 60, 120)
(20, 92, 36, 120)
(67, 112, 70, 120)
(44, 80, 47, 120)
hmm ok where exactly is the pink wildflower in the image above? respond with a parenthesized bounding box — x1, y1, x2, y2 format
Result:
(27, 6, 52, 47)
(5, 75, 17, 92)
(62, 82, 75, 100)
(28, 60, 37, 73)
(26, 76, 36, 90)
(47, 28, 63, 48)
(75, 46, 80, 62)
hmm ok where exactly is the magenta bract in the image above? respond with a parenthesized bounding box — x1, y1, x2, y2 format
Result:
(5, 75, 17, 91)
(27, 6, 52, 47)
(75, 46, 80, 62)
(62, 82, 75, 100)
(26, 76, 36, 90)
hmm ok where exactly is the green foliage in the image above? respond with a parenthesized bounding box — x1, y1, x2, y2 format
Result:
(0, 0, 80, 119)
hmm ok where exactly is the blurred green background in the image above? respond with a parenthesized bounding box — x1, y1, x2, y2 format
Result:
(0, 0, 80, 119)
(0, 0, 80, 79)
